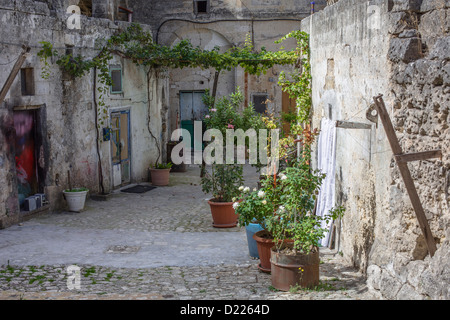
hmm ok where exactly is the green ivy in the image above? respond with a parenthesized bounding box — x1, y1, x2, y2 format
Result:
(37, 24, 312, 141)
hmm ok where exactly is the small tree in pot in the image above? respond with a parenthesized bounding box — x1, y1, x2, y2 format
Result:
(264, 129, 345, 291)
(200, 89, 264, 228)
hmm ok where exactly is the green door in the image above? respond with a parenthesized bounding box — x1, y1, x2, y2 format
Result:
(179, 91, 207, 151)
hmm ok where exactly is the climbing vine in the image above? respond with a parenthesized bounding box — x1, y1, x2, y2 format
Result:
(275, 30, 312, 133)
(37, 23, 312, 156)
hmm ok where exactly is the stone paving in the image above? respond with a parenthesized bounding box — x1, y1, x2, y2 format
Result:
(0, 165, 379, 300)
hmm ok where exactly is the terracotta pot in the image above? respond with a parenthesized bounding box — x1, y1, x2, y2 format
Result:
(270, 243, 320, 291)
(207, 199, 238, 228)
(252, 230, 275, 273)
(150, 168, 171, 186)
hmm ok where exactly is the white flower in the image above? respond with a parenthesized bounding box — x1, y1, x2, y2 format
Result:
(232, 197, 236, 202)
(278, 205, 286, 213)
(280, 173, 287, 180)
(262, 200, 267, 205)
(253, 188, 257, 192)
(243, 187, 250, 193)
(232, 202, 240, 209)
(239, 186, 244, 191)
(257, 190, 265, 198)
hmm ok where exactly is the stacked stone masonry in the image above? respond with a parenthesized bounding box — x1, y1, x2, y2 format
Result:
(303, 0, 449, 300)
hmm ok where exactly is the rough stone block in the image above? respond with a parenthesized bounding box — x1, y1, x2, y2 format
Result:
(388, 37, 423, 63)
(428, 36, 450, 60)
(379, 271, 403, 299)
(366, 264, 382, 290)
(421, 0, 450, 12)
(389, 0, 423, 12)
(388, 12, 418, 35)
(0, 0, 14, 10)
(397, 283, 426, 299)
(419, 9, 448, 43)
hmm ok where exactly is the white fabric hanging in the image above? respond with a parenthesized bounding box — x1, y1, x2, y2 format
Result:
(315, 117, 337, 247)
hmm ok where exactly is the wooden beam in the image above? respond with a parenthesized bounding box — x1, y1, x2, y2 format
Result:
(336, 120, 372, 129)
(0, 46, 31, 106)
(373, 95, 437, 257)
(395, 150, 442, 163)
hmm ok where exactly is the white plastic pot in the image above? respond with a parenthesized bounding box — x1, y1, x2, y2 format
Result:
(63, 189, 88, 212)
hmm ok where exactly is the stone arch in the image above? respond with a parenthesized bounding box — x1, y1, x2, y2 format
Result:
(167, 27, 233, 52)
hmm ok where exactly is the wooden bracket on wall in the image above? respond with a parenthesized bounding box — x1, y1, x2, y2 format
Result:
(373, 94, 439, 257)
(0, 45, 31, 106)
(336, 120, 372, 129)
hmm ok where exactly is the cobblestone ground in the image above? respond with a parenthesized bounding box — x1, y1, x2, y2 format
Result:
(0, 165, 379, 300)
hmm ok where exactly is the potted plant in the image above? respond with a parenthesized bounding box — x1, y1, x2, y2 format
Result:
(201, 89, 264, 228)
(201, 163, 244, 228)
(264, 130, 345, 291)
(149, 162, 173, 186)
(63, 187, 89, 212)
(234, 186, 274, 267)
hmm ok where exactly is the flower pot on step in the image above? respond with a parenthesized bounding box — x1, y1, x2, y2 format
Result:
(63, 189, 89, 212)
(253, 230, 275, 273)
(270, 243, 320, 291)
(150, 168, 171, 186)
(207, 199, 238, 228)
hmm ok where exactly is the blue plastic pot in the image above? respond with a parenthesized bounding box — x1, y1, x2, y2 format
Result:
(245, 223, 264, 258)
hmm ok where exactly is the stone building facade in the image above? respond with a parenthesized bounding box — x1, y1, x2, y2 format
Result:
(130, 0, 327, 137)
(1, 0, 447, 300)
(0, 0, 326, 227)
(0, 0, 166, 228)
(303, 0, 449, 299)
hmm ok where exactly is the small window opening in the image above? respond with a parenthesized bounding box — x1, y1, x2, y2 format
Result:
(110, 67, 123, 94)
(252, 94, 269, 114)
(78, 0, 92, 17)
(195, 0, 208, 14)
(21, 68, 35, 96)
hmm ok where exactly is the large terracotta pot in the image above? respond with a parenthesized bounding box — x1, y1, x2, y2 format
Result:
(207, 199, 238, 228)
(270, 243, 320, 291)
(150, 168, 171, 186)
(252, 230, 275, 273)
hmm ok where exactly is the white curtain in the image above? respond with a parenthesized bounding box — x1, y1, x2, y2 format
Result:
(316, 118, 337, 247)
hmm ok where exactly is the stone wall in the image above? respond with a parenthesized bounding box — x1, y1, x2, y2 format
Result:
(133, 0, 327, 136)
(302, 0, 449, 299)
(0, 0, 164, 228)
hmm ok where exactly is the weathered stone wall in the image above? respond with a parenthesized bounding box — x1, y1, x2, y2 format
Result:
(302, 0, 449, 299)
(133, 0, 327, 136)
(367, 0, 449, 300)
(0, 0, 164, 228)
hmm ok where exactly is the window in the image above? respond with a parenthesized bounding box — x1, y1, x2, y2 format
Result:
(252, 93, 269, 114)
(78, 0, 92, 17)
(21, 68, 35, 96)
(194, 0, 209, 14)
(110, 66, 122, 94)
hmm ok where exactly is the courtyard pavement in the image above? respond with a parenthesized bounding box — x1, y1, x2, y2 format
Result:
(0, 165, 379, 300)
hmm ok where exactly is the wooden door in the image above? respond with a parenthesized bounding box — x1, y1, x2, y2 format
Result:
(111, 110, 131, 188)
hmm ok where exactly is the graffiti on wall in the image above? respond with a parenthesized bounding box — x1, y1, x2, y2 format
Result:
(13, 110, 38, 205)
